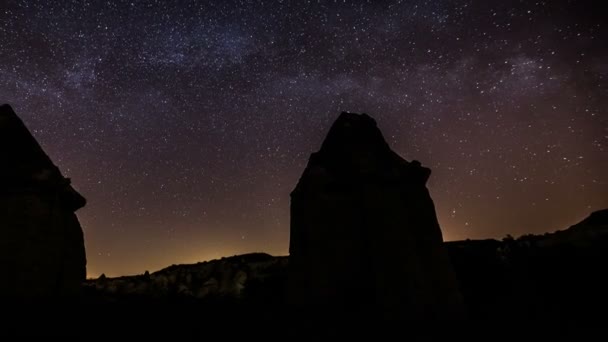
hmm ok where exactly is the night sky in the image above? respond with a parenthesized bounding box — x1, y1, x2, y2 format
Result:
(1, 0, 606, 277)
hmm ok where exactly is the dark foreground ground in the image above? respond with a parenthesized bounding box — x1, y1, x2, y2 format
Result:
(3, 291, 608, 340)
(3, 210, 608, 339)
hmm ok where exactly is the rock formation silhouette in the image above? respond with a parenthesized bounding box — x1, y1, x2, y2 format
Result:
(0, 104, 86, 297)
(289, 112, 464, 320)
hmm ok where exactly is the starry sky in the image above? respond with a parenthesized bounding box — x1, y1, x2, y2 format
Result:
(1, 0, 606, 277)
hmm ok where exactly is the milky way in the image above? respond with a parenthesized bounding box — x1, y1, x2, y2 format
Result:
(1, 0, 606, 276)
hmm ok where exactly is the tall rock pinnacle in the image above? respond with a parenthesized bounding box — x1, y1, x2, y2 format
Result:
(0, 104, 86, 297)
(289, 112, 464, 321)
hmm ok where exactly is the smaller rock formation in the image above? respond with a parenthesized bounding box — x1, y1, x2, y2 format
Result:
(0, 104, 86, 297)
(288, 112, 464, 321)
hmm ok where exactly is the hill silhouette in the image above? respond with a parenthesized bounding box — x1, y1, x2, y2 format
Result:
(80, 209, 608, 337)
(86, 210, 608, 305)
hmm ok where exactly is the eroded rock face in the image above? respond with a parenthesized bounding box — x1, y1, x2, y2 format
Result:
(289, 112, 464, 320)
(0, 104, 86, 297)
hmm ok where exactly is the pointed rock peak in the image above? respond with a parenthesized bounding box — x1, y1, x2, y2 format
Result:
(0, 103, 85, 211)
(1, 103, 57, 177)
(318, 111, 390, 158)
(302, 112, 429, 183)
(0, 103, 15, 114)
